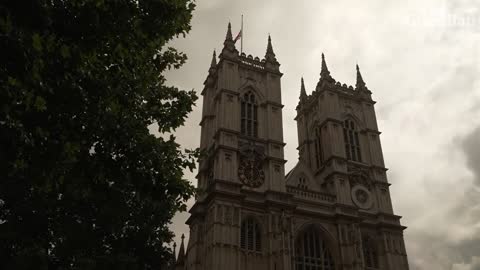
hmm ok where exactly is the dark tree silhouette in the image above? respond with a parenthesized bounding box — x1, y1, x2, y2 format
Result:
(0, 0, 197, 269)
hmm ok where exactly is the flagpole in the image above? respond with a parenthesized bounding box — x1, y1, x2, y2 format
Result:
(241, 14, 243, 55)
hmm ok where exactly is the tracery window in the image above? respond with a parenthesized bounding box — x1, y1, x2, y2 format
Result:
(298, 176, 308, 190)
(240, 217, 261, 252)
(294, 226, 335, 270)
(241, 91, 258, 137)
(314, 126, 324, 168)
(362, 236, 379, 268)
(343, 119, 362, 162)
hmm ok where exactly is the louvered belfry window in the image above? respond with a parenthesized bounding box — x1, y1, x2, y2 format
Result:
(314, 126, 324, 168)
(343, 119, 362, 162)
(363, 236, 379, 268)
(241, 91, 258, 137)
(294, 226, 335, 270)
(240, 217, 261, 252)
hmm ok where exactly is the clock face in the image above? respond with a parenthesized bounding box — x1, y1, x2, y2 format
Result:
(355, 189, 369, 204)
(238, 159, 265, 188)
(351, 185, 373, 209)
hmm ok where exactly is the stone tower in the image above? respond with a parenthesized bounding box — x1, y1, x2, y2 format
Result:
(175, 23, 410, 270)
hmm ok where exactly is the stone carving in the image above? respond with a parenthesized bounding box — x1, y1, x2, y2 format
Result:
(347, 164, 372, 190)
(238, 143, 265, 188)
(351, 184, 373, 209)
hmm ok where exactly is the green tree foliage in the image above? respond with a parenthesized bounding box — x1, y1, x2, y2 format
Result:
(0, 0, 197, 269)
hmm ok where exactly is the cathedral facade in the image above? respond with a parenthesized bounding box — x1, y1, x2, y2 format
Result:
(173, 23, 410, 270)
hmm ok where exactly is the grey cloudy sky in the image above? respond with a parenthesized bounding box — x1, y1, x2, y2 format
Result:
(160, 0, 480, 269)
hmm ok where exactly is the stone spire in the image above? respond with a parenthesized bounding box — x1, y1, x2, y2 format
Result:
(205, 50, 217, 86)
(225, 22, 233, 42)
(265, 34, 279, 70)
(221, 22, 238, 57)
(266, 35, 275, 57)
(176, 234, 186, 265)
(355, 64, 366, 89)
(300, 77, 307, 98)
(297, 77, 308, 110)
(209, 50, 217, 71)
(319, 53, 335, 83)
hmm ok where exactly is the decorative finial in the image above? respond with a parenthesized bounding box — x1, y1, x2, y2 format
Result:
(177, 234, 186, 264)
(265, 34, 277, 65)
(300, 77, 307, 98)
(226, 22, 233, 41)
(222, 22, 237, 54)
(172, 242, 177, 264)
(356, 64, 366, 89)
(321, 53, 329, 75)
(210, 50, 217, 68)
(319, 53, 335, 83)
(266, 34, 274, 55)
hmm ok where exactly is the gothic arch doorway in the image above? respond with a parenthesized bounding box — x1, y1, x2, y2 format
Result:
(294, 225, 336, 270)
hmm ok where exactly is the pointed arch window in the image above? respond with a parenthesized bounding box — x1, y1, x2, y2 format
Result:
(314, 126, 324, 168)
(343, 119, 362, 162)
(362, 236, 379, 268)
(298, 175, 308, 190)
(294, 226, 335, 270)
(240, 217, 261, 252)
(241, 91, 258, 137)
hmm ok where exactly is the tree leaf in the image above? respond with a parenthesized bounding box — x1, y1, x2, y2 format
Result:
(32, 33, 42, 51)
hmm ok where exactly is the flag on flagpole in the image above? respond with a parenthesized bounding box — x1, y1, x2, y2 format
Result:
(234, 30, 242, 43)
(239, 14, 244, 54)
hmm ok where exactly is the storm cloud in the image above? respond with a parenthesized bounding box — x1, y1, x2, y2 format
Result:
(463, 127, 480, 186)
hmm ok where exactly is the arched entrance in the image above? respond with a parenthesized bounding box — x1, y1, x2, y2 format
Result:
(294, 225, 336, 270)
